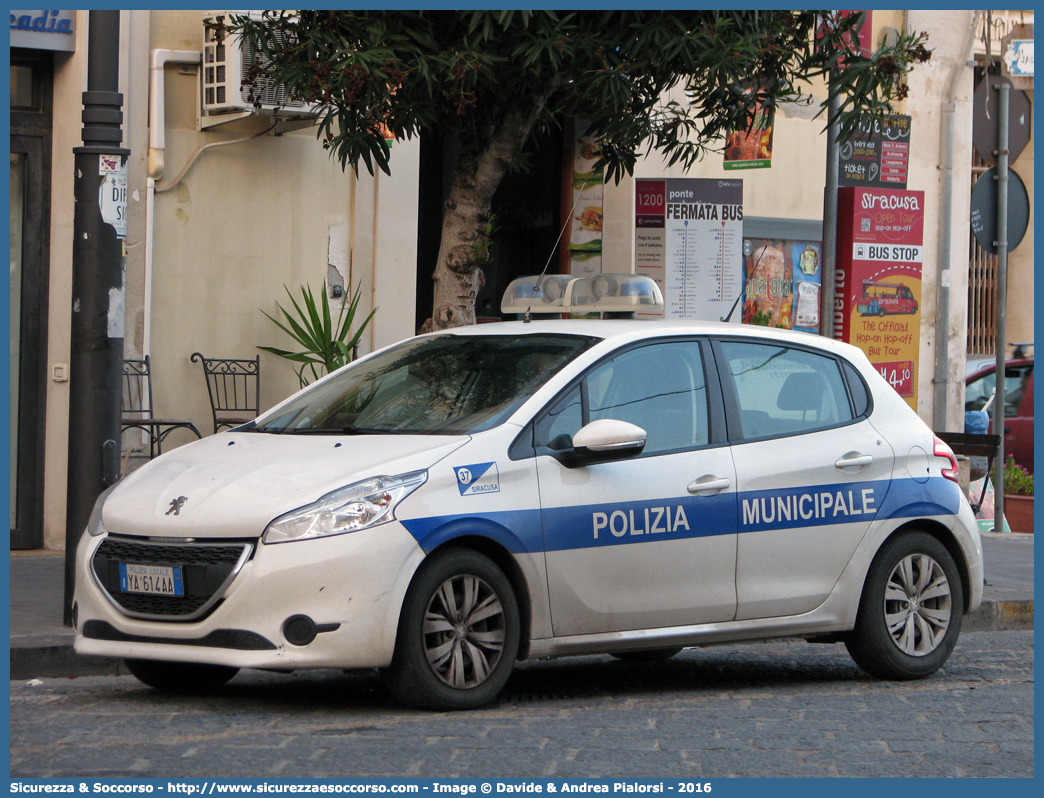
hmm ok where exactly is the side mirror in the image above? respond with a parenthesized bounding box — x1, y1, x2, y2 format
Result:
(570, 419, 647, 464)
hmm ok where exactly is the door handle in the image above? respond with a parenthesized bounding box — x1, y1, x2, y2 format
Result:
(687, 475, 731, 495)
(835, 453, 874, 469)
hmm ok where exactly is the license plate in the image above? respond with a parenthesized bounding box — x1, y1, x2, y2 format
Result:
(118, 563, 184, 597)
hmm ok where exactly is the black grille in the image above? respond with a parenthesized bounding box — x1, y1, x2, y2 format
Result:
(82, 620, 276, 651)
(96, 539, 246, 565)
(112, 593, 215, 616)
(92, 537, 253, 621)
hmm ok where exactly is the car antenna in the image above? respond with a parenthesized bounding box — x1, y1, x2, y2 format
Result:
(721, 292, 743, 323)
(525, 189, 587, 323)
(721, 243, 764, 322)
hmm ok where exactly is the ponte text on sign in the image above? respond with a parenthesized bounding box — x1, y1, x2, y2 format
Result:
(634, 178, 743, 321)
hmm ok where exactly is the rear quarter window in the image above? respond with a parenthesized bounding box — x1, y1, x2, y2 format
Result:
(843, 360, 871, 418)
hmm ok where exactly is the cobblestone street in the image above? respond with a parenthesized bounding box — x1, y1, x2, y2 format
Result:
(10, 631, 1033, 779)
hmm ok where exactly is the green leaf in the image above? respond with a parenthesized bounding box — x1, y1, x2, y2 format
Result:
(259, 282, 377, 385)
(261, 308, 315, 354)
(300, 285, 329, 356)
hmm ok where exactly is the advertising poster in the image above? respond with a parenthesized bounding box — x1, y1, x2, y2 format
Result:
(635, 178, 743, 321)
(567, 120, 604, 276)
(838, 114, 911, 189)
(742, 238, 822, 333)
(835, 187, 925, 409)
(723, 88, 775, 170)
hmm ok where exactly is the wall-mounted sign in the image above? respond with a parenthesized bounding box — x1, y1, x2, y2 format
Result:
(1004, 39, 1034, 76)
(835, 187, 925, 409)
(634, 178, 743, 321)
(10, 9, 76, 51)
(99, 155, 128, 240)
(838, 114, 911, 189)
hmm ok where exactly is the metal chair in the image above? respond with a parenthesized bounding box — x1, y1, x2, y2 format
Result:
(935, 431, 1002, 514)
(122, 356, 202, 458)
(191, 352, 261, 433)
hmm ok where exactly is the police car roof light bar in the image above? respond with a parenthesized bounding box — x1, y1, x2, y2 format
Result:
(501, 274, 663, 318)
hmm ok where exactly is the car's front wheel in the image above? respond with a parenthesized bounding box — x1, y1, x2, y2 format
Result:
(124, 659, 239, 691)
(382, 548, 520, 711)
(846, 531, 964, 679)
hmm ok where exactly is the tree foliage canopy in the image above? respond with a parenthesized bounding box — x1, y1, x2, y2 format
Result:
(231, 10, 929, 183)
(229, 10, 930, 330)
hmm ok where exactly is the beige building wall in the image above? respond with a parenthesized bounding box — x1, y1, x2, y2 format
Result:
(41, 12, 89, 551)
(39, 10, 420, 549)
(905, 9, 978, 430)
(1006, 120, 1034, 347)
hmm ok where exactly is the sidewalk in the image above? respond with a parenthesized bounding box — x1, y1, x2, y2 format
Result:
(9, 531, 1034, 680)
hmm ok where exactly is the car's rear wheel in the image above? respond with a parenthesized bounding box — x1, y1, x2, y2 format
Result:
(124, 659, 239, 691)
(846, 531, 964, 680)
(610, 647, 683, 663)
(382, 548, 520, 711)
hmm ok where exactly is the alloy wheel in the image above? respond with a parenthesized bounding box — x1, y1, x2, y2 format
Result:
(422, 574, 506, 688)
(883, 552, 952, 656)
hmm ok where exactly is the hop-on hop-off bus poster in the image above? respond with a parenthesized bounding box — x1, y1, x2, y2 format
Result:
(634, 178, 743, 321)
(835, 186, 925, 410)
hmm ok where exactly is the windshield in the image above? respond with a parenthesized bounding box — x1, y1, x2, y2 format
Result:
(253, 333, 598, 435)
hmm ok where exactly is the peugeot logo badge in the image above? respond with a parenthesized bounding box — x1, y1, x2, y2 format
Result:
(166, 496, 188, 516)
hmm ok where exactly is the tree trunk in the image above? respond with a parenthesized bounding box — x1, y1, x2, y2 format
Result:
(423, 87, 556, 332)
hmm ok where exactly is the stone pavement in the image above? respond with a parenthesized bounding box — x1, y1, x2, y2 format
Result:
(9, 631, 1035, 778)
(8, 531, 1033, 681)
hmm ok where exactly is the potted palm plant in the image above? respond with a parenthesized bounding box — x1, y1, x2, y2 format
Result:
(259, 282, 376, 387)
(1002, 456, 1034, 534)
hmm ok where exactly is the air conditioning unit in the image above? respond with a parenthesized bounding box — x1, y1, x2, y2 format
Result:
(201, 12, 320, 118)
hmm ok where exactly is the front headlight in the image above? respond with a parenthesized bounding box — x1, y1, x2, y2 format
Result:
(262, 470, 427, 544)
(87, 480, 122, 537)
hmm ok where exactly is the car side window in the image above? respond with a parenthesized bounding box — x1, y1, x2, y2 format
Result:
(538, 385, 583, 451)
(720, 341, 854, 439)
(1005, 366, 1033, 416)
(965, 365, 1032, 417)
(965, 371, 996, 412)
(535, 341, 710, 456)
(842, 361, 871, 418)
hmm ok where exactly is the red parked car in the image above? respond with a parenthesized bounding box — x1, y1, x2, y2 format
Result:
(965, 353, 1034, 474)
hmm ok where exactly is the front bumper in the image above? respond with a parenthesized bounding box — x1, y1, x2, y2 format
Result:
(73, 522, 426, 670)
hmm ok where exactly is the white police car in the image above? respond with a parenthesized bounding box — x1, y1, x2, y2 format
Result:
(74, 275, 982, 710)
